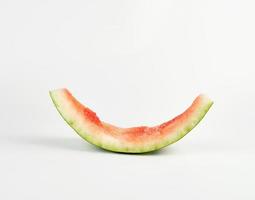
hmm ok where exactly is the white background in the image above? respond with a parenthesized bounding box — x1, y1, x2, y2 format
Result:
(0, 0, 255, 199)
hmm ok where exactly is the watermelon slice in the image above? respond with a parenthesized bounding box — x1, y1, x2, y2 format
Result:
(50, 88, 213, 153)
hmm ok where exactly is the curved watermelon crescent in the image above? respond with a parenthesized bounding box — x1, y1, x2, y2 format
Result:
(50, 88, 213, 153)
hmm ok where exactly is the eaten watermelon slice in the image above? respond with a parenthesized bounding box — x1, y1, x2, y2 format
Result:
(50, 88, 213, 153)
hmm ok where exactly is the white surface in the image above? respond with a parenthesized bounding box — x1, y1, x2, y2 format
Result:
(0, 0, 255, 199)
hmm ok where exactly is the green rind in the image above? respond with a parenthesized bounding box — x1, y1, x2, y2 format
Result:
(50, 91, 213, 153)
